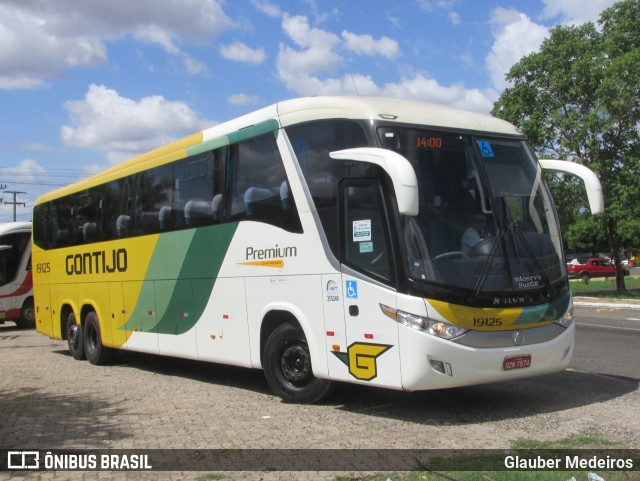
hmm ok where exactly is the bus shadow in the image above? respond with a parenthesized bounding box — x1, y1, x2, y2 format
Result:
(107, 349, 272, 396)
(331, 369, 639, 425)
(51, 348, 638, 427)
(0, 387, 131, 448)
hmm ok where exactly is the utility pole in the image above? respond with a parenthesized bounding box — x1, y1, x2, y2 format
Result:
(3, 190, 26, 222)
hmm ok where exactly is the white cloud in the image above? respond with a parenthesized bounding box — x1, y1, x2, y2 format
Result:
(341, 31, 400, 59)
(275, 13, 495, 113)
(228, 94, 260, 106)
(281, 14, 340, 51)
(0, 0, 232, 89)
(276, 14, 343, 85)
(252, 0, 282, 18)
(416, 0, 457, 12)
(486, 8, 549, 90)
(541, 0, 618, 25)
(0, 158, 47, 220)
(61, 84, 213, 164)
(449, 11, 461, 25)
(220, 42, 266, 64)
(0, 158, 47, 181)
(277, 70, 496, 114)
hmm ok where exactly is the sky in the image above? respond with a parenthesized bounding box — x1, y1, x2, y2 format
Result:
(0, 0, 619, 222)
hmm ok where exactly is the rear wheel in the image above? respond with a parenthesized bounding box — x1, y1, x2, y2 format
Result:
(84, 312, 113, 365)
(580, 272, 590, 283)
(263, 323, 332, 404)
(66, 312, 85, 360)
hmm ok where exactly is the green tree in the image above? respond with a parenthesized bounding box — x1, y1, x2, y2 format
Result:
(492, 0, 640, 292)
(564, 215, 607, 255)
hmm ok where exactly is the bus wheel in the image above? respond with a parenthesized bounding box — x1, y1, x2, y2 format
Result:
(66, 312, 85, 360)
(83, 312, 113, 365)
(263, 323, 332, 404)
(15, 298, 35, 329)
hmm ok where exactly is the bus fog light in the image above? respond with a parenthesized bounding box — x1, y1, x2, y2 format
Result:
(429, 359, 453, 376)
(430, 359, 446, 374)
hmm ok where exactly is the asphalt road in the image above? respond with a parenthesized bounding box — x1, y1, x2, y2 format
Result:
(573, 304, 640, 380)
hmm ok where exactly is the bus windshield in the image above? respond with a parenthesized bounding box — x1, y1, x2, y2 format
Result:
(377, 127, 565, 301)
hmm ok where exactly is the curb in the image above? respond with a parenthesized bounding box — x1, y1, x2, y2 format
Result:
(573, 297, 640, 310)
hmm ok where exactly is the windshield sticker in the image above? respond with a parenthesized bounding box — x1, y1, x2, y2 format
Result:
(359, 241, 373, 253)
(352, 219, 372, 242)
(476, 140, 495, 158)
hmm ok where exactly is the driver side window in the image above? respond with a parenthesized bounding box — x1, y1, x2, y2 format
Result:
(340, 180, 393, 283)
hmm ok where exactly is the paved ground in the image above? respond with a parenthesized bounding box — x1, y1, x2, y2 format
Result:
(1, 322, 638, 481)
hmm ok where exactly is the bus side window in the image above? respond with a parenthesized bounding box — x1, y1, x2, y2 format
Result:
(340, 180, 394, 283)
(174, 150, 222, 228)
(285, 119, 370, 255)
(0, 233, 26, 286)
(132, 165, 173, 235)
(227, 133, 302, 233)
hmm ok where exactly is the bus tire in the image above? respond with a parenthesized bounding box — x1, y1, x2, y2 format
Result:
(66, 312, 85, 360)
(15, 298, 35, 329)
(263, 322, 332, 404)
(83, 312, 113, 365)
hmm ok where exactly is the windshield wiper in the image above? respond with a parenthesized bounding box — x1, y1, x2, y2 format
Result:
(511, 222, 556, 298)
(468, 229, 504, 303)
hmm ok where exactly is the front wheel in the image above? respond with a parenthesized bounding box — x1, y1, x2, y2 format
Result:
(263, 323, 332, 404)
(66, 312, 85, 360)
(15, 298, 35, 329)
(84, 312, 113, 365)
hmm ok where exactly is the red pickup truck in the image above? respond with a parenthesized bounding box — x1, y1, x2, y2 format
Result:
(566, 257, 629, 281)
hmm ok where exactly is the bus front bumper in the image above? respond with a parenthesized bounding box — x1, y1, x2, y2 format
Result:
(399, 322, 574, 391)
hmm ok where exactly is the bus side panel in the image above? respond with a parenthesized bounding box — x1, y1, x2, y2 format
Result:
(157, 279, 198, 360)
(52, 283, 78, 336)
(196, 277, 251, 367)
(77, 282, 110, 345)
(123, 280, 159, 354)
(34, 283, 53, 336)
(341, 276, 401, 390)
(245, 275, 328, 378)
(108, 282, 128, 349)
(321, 274, 350, 382)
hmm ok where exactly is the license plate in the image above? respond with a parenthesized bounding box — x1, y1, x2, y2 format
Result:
(503, 354, 531, 370)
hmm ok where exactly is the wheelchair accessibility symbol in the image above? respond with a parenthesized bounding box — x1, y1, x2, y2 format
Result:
(346, 280, 358, 299)
(476, 140, 495, 158)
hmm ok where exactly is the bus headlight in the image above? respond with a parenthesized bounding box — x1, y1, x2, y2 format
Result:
(555, 305, 574, 328)
(380, 304, 468, 340)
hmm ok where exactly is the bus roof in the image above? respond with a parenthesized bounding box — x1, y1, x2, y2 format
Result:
(35, 96, 522, 203)
(275, 96, 520, 133)
(0, 222, 31, 234)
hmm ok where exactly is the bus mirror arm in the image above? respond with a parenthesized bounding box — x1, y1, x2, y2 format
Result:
(539, 159, 604, 215)
(329, 147, 419, 216)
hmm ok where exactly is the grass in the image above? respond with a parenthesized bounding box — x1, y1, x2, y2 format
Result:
(569, 274, 640, 299)
(331, 432, 638, 481)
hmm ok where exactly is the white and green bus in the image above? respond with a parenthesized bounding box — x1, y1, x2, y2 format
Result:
(32, 96, 603, 403)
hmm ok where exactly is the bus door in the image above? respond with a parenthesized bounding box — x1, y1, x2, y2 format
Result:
(337, 180, 402, 389)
